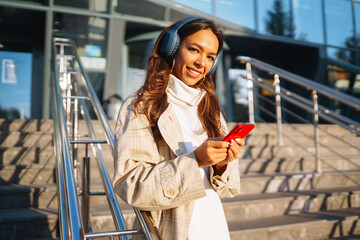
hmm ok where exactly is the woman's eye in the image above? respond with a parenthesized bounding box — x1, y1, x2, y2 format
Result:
(208, 56, 215, 61)
(189, 48, 198, 52)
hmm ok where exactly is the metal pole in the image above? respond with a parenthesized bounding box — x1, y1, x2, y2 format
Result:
(274, 74, 283, 146)
(246, 62, 255, 124)
(82, 144, 91, 232)
(73, 98, 79, 186)
(312, 90, 321, 173)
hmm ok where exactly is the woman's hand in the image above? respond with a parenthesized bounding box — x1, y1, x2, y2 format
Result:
(213, 138, 245, 174)
(194, 138, 230, 167)
(218, 138, 245, 166)
(194, 138, 245, 170)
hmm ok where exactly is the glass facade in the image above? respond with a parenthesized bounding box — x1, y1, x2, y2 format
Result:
(114, 0, 165, 20)
(216, 0, 255, 30)
(325, 0, 353, 48)
(292, 0, 323, 43)
(173, 0, 212, 14)
(257, 0, 292, 37)
(53, 13, 108, 104)
(354, 2, 360, 66)
(10, 0, 48, 5)
(54, 0, 109, 13)
(53, 13, 108, 58)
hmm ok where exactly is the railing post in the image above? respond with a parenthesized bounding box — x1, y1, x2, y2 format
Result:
(274, 74, 283, 146)
(82, 143, 91, 233)
(246, 62, 255, 124)
(312, 90, 321, 173)
(73, 98, 79, 185)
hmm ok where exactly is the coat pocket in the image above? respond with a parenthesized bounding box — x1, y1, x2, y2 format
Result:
(159, 164, 178, 199)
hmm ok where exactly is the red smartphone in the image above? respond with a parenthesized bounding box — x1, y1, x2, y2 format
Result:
(222, 124, 255, 142)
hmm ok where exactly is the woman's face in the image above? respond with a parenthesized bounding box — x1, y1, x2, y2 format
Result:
(172, 29, 219, 86)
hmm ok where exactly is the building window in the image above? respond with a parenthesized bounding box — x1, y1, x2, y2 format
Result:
(354, 2, 360, 66)
(257, 0, 293, 38)
(169, 9, 192, 22)
(325, 0, 353, 48)
(327, 46, 355, 64)
(53, 13, 108, 58)
(172, 0, 212, 14)
(114, 0, 165, 20)
(291, 0, 323, 43)
(8, 0, 48, 5)
(216, 0, 255, 30)
(53, 13, 108, 103)
(54, 0, 109, 13)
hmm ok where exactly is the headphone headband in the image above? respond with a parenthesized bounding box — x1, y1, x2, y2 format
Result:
(170, 16, 205, 36)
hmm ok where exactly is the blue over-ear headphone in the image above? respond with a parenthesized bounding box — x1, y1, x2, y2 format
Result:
(158, 16, 220, 76)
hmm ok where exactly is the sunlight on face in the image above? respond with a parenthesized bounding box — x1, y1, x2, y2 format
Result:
(172, 29, 219, 86)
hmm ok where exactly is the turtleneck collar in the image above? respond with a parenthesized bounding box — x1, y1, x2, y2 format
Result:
(166, 74, 206, 107)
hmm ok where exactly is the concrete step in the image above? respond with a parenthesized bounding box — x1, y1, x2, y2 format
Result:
(0, 164, 56, 185)
(0, 145, 113, 166)
(222, 186, 360, 221)
(86, 187, 360, 233)
(240, 170, 360, 195)
(247, 123, 357, 135)
(87, 201, 360, 240)
(0, 119, 116, 132)
(228, 208, 360, 240)
(0, 184, 58, 210)
(240, 156, 360, 174)
(0, 131, 53, 147)
(0, 182, 124, 211)
(0, 119, 54, 132)
(0, 146, 55, 165)
(0, 163, 114, 187)
(0, 208, 58, 239)
(240, 145, 360, 159)
(245, 133, 360, 147)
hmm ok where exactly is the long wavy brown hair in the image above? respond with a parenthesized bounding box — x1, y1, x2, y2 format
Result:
(134, 18, 225, 139)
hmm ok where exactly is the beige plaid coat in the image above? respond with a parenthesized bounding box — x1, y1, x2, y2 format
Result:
(113, 93, 240, 240)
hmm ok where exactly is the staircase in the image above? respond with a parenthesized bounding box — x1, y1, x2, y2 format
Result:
(1, 119, 360, 239)
(0, 119, 57, 240)
(227, 123, 360, 240)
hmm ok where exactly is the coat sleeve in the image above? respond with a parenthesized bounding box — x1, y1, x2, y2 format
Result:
(208, 114, 241, 198)
(112, 95, 206, 211)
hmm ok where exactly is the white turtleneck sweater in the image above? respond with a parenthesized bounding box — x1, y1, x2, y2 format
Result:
(166, 75, 231, 240)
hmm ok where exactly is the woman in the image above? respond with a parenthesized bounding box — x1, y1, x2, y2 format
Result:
(113, 17, 244, 240)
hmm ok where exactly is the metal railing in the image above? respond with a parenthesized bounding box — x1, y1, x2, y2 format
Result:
(238, 56, 360, 180)
(52, 37, 153, 240)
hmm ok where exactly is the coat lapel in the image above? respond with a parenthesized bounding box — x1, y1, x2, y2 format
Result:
(157, 104, 187, 156)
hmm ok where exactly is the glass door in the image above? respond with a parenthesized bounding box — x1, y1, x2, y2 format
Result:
(0, 51, 32, 119)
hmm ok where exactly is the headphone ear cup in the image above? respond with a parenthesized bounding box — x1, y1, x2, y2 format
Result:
(159, 31, 172, 56)
(207, 56, 219, 76)
(170, 35, 180, 56)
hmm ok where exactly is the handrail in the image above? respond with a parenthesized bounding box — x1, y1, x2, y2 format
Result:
(237, 56, 360, 110)
(238, 56, 360, 181)
(74, 81, 129, 234)
(70, 42, 115, 154)
(52, 83, 69, 240)
(250, 72, 360, 135)
(52, 37, 154, 240)
(52, 40, 84, 240)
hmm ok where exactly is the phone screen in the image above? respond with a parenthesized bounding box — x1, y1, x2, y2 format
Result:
(222, 124, 254, 142)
